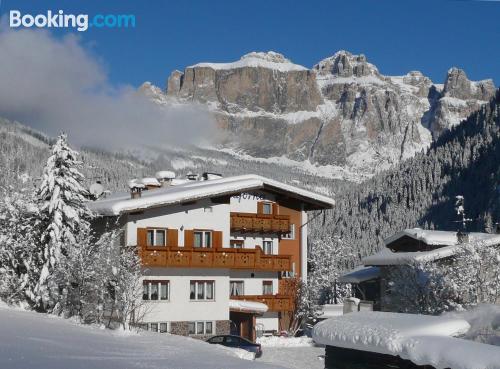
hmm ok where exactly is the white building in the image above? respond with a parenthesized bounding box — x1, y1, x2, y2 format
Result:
(88, 173, 334, 341)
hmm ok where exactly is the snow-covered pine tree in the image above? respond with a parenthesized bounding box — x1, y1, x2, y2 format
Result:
(33, 134, 91, 311)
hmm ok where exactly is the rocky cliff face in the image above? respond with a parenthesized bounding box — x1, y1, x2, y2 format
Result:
(146, 51, 495, 180)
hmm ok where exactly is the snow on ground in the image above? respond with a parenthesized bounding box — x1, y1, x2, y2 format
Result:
(259, 346, 325, 369)
(0, 306, 283, 369)
(257, 336, 314, 347)
(256, 336, 324, 369)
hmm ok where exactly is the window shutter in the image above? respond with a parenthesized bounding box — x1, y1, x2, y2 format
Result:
(257, 202, 264, 214)
(272, 203, 278, 215)
(137, 228, 147, 246)
(167, 229, 178, 247)
(184, 230, 194, 248)
(213, 231, 222, 249)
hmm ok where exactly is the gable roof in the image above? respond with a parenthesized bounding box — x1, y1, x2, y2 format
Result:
(363, 231, 500, 266)
(87, 174, 335, 216)
(384, 228, 458, 247)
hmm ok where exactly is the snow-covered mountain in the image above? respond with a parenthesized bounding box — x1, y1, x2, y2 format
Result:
(145, 51, 496, 180)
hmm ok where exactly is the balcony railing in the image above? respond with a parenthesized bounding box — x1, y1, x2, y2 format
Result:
(230, 212, 290, 234)
(230, 294, 294, 312)
(139, 245, 292, 272)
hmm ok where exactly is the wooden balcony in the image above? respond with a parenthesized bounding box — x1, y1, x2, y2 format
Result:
(230, 212, 290, 234)
(278, 278, 297, 296)
(231, 294, 294, 312)
(139, 245, 292, 272)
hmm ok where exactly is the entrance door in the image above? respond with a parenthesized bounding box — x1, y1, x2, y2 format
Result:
(230, 311, 256, 342)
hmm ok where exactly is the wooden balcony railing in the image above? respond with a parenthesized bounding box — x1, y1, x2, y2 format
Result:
(230, 212, 290, 234)
(278, 278, 297, 296)
(139, 245, 292, 272)
(231, 294, 294, 312)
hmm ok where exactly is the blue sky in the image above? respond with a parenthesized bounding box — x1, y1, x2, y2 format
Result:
(1, 0, 499, 89)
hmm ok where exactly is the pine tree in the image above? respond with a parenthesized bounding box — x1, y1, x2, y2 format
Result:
(33, 134, 91, 311)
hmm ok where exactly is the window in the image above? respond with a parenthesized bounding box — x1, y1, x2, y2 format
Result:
(230, 240, 244, 249)
(147, 229, 166, 247)
(159, 323, 169, 333)
(137, 322, 170, 333)
(262, 240, 273, 255)
(143, 280, 169, 301)
(230, 281, 244, 296)
(262, 202, 272, 215)
(282, 224, 295, 240)
(188, 321, 214, 335)
(190, 281, 215, 301)
(263, 281, 273, 295)
(194, 230, 212, 248)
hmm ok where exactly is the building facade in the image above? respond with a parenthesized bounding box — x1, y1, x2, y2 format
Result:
(89, 173, 334, 341)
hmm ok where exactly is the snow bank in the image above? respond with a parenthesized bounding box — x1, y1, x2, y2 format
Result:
(257, 336, 314, 347)
(445, 304, 500, 346)
(312, 311, 500, 369)
(0, 307, 281, 369)
(312, 311, 470, 355)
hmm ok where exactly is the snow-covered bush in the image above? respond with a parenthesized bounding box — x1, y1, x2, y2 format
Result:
(0, 186, 38, 304)
(308, 236, 353, 305)
(384, 241, 500, 314)
(288, 278, 321, 335)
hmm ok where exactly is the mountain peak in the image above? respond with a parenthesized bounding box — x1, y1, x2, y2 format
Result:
(240, 51, 290, 64)
(314, 50, 379, 78)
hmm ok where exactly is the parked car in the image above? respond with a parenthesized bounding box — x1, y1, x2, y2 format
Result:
(206, 335, 263, 358)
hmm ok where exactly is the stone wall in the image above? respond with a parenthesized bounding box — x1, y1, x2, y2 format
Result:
(170, 320, 230, 340)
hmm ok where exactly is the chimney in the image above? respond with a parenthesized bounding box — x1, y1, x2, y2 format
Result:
(128, 180, 145, 199)
(155, 171, 176, 187)
(457, 231, 469, 244)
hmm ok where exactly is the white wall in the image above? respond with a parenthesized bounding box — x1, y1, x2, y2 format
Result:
(256, 312, 279, 332)
(141, 267, 230, 323)
(229, 270, 278, 295)
(126, 198, 230, 247)
(301, 209, 308, 282)
(230, 234, 279, 254)
(230, 191, 276, 213)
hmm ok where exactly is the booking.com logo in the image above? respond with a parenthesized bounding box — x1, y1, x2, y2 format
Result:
(9, 10, 136, 32)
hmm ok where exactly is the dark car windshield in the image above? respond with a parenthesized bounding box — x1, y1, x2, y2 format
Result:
(208, 336, 224, 343)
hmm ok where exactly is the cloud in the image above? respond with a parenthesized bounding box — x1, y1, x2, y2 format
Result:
(0, 27, 215, 151)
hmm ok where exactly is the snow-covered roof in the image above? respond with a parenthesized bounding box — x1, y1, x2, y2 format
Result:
(312, 311, 500, 369)
(384, 228, 459, 246)
(363, 232, 500, 266)
(339, 266, 381, 283)
(189, 51, 308, 72)
(88, 174, 335, 216)
(140, 177, 161, 186)
(229, 299, 268, 314)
